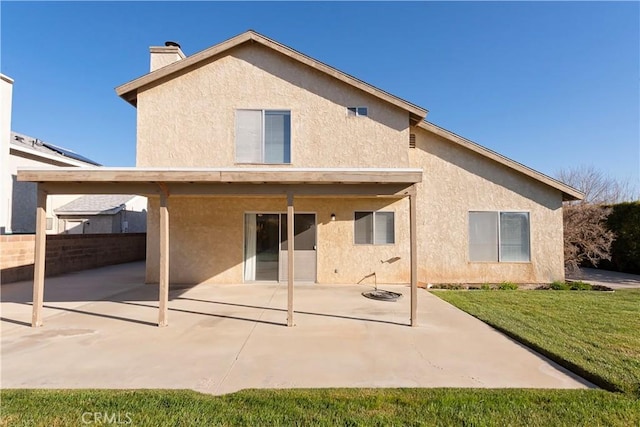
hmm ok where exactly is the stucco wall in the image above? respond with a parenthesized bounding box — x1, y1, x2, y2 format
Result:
(6, 154, 80, 234)
(57, 215, 117, 234)
(409, 126, 565, 284)
(143, 130, 565, 285)
(58, 208, 147, 235)
(48, 194, 82, 234)
(145, 196, 410, 285)
(136, 43, 410, 168)
(1, 75, 13, 234)
(122, 196, 148, 233)
(133, 41, 566, 285)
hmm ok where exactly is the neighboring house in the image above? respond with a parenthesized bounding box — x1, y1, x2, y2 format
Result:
(20, 31, 582, 289)
(4, 127, 101, 234)
(55, 194, 147, 234)
(1, 74, 147, 235)
(1, 73, 102, 235)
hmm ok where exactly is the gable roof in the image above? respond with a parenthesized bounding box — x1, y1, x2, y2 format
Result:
(115, 30, 428, 125)
(115, 30, 581, 202)
(417, 121, 583, 201)
(55, 194, 138, 215)
(10, 131, 101, 167)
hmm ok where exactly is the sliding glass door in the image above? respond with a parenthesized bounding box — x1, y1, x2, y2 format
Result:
(244, 213, 316, 282)
(244, 214, 280, 281)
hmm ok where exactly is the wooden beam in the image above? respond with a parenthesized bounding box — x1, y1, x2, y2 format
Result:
(18, 168, 423, 185)
(40, 183, 160, 196)
(409, 187, 418, 327)
(158, 188, 170, 327)
(32, 187, 47, 327)
(36, 182, 415, 198)
(287, 192, 294, 327)
(164, 183, 416, 197)
(218, 170, 423, 184)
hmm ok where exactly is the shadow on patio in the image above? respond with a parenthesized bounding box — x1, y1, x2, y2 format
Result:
(1, 261, 412, 329)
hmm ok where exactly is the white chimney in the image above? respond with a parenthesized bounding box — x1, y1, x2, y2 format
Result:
(149, 41, 186, 72)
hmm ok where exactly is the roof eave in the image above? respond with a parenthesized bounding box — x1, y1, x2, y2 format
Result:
(55, 209, 122, 216)
(9, 144, 99, 168)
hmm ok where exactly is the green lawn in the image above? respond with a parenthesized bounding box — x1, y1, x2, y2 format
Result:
(432, 289, 640, 395)
(2, 388, 639, 426)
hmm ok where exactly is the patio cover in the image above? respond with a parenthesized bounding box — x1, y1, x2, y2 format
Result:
(17, 167, 422, 328)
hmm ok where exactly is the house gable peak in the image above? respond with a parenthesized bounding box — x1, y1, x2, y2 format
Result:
(116, 30, 428, 124)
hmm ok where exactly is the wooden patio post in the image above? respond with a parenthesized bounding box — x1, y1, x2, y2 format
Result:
(409, 186, 418, 327)
(32, 186, 47, 327)
(158, 188, 170, 327)
(287, 192, 295, 327)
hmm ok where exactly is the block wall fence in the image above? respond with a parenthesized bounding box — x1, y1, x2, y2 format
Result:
(0, 233, 146, 283)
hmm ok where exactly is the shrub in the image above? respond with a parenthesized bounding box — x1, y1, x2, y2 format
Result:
(550, 281, 571, 290)
(592, 284, 614, 292)
(430, 284, 463, 290)
(480, 283, 492, 291)
(568, 281, 593, 291)
(606, 202, 640, 274)
(498, 282, 518, 290)
(548, 281, 593, 291)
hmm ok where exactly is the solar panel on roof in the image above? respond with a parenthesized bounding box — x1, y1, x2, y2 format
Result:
(42, 143, 101, 166)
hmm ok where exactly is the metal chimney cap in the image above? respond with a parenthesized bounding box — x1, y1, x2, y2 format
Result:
(164, 41, 181, 48)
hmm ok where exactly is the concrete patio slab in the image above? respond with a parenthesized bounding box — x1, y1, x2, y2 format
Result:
(1, 262, 594, 394)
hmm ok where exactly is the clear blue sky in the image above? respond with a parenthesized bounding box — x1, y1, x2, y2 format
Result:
(2, 2, 638, 185)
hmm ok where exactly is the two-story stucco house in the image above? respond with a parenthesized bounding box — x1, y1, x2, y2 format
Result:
(19, 31, 581, 327)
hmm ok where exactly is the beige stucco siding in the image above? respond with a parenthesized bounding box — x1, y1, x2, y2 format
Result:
(136, 43, 410, 168)
(145, 196, 410, 285)
(142, 124, 565, 285)
(410, 126, 565, 283)
(6, 154, 80, 234)
(133, 40, 566, 285)
(1, 75, 12, 234)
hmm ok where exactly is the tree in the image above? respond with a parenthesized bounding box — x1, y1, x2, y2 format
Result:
(557, 165, 638, 205)
(562, 203, 614, 272)
(556, 165, 637, 272)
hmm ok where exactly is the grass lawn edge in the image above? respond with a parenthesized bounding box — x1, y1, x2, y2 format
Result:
(430, 290, 625, 394)
(2, 388, 639, 426)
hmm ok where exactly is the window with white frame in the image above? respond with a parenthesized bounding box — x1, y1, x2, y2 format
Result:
(469, 211, 530, 262)
(347, 106, 368, 117)
(236, 109, 291, 164)
(354, 211, 395, 244)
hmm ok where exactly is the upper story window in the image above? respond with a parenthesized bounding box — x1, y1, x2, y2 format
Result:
(469, 211, 530, 262)
(236, 109, 291, 164)
(347, 107, 368, 117)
